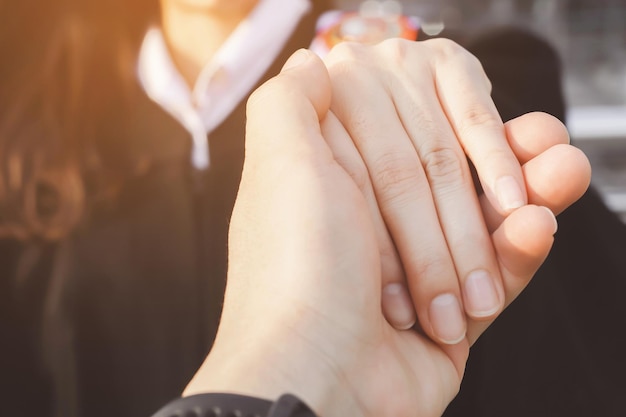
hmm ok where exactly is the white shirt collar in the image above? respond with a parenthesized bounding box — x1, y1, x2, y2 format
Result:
(137, 0, 311, 169)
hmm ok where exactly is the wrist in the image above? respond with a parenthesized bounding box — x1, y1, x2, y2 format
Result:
(183, 330, 364, 417)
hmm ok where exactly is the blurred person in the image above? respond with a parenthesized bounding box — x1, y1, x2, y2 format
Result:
(0, 2, 333, 416)
(0, 2, 590, 417)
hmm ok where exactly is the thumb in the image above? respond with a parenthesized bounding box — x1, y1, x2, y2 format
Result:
(245, 49, 332, 162)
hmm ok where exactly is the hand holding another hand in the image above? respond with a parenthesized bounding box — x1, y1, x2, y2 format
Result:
(321, 38, 589, 343)
(183, 43, 590, 417)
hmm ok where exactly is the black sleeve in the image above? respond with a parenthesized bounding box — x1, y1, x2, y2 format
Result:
(151, 393, 318, 417)
(1, 238, 56, 416)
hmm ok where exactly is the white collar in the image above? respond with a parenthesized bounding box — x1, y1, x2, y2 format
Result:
(137, 0, 311, 169)
(192, 0, 312, 110)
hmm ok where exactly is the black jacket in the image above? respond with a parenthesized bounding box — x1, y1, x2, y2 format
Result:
(0, 5, 327, 417)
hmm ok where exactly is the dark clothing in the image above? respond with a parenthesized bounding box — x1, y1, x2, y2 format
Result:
(443, 28, 626, 417)
(151, 393, 317, 417)
(1, 6, 325, 417)
(3, 12, 626, 417)
(445, 188, 626, 417)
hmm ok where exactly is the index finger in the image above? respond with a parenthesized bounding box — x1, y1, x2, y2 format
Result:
(426, 39, 527, 216)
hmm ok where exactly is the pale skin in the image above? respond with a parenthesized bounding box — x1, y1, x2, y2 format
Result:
(183, 49, 590, 417)
(156, 0, 586, 345)
(320, 38, 589, 343)
(158, 0, 259, 86)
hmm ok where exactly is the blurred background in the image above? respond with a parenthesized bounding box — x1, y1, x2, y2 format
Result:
(338, 0, 626, 221)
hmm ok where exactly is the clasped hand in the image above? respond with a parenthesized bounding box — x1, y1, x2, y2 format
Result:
(184, 39, 591, 417)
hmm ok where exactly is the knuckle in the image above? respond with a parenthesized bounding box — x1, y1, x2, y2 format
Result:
(410, 256, 452, 288)
(430, 38, 485, 71)
(427, 37, 466, 59)
(377, 38, 431, 72)
(409, 110, 448, 139)
(378, 37, 410, 61)
(326, 40, 367, 64)
(461, 106, 500, 129)
(420, 145, 467, 188)
(372, 152, 421, 205)
(455, 106, 503, 141)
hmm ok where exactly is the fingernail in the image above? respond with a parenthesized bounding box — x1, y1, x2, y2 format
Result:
(541, 206, 558, 235)
(463, 270, 501, 318)
(429, 294, 466, 345)
(495, 176, 525, 212)
(282, 49, 310, 71)
(382, 283, 417, 330)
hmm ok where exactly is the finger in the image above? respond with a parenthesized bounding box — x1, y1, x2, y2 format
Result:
(482, 144, 591, 232)
(326, 41, 507, 345)
(467, 204, 558, 344)
(373, 40, 507, 326)
(321, 111, 417, 330)
(246, 49, 332, 164)
(480, 112, 589, 231)
(504, 112, 571, 164)
(326, 43, 467, 344)
(426, 38, 527, 216)
(523, 144, 591, 214)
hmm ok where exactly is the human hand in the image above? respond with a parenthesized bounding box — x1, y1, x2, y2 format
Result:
(321, 38, 590, 343)
(182, 50, 582, 417)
